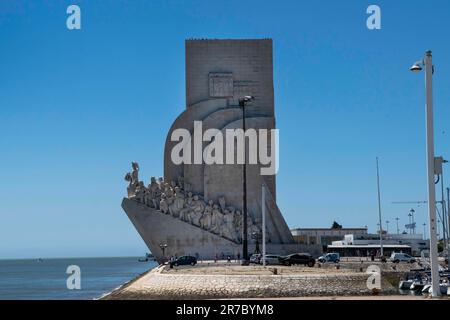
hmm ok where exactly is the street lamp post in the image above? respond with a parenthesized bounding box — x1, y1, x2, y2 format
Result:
(410, 209, 416, 234)
(410, 50, 440, 297)
(423, 223, 427, 240)
(448, 187, 450, 250)
(395, 217, 400, 234)
(376, 157, 384, 257)
(408, 211, 412, 234)
(386, 220, 390, 234)
(238, 95, 254, 265)
(262, 183, 267, 267)
(159, 243, 168, 263)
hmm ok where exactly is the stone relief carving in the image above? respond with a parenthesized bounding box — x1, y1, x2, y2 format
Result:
(124, 162, 260, 244)
(209, 73, 233, 98)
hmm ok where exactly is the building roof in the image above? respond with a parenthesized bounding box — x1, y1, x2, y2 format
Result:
(328, 244, 411, 248)
(291, 227, 368, 231)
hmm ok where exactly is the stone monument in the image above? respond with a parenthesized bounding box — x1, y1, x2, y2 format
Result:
(122, 39, 297, 263)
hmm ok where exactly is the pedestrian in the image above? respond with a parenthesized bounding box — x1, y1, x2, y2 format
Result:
(227, 255, 231, 263)
(237, 252, 240, 262)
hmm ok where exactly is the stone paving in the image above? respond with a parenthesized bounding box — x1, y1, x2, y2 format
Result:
(104, 263, 398, 300)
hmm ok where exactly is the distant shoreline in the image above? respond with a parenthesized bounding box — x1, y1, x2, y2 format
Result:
(0, 256, 150, 261)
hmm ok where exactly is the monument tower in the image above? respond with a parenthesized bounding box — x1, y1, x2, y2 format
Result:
(123, 39, 296, 262)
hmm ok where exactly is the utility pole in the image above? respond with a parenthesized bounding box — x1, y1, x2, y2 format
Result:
(434, 156, 447, 249)
(441, 174, 447, 250)
(376, 157, 384, 257)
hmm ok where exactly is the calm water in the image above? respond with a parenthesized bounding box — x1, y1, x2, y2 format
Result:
(0, 257, 157, 300)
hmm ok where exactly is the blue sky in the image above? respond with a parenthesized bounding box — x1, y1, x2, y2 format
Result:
(0, 0, 449, 259)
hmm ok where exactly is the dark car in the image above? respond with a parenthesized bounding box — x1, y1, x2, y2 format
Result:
(169, 255, 197, 267)
(278, 253, 315, 267)
(317, 252, 340, 263)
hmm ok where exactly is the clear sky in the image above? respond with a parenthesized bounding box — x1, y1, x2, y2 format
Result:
(1, 0, 449, 259)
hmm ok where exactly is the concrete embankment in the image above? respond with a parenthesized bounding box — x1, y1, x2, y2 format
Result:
(103, 262, 399, 300)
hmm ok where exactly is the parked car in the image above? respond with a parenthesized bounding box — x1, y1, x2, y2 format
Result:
(169, 255, 197, 267)
(390, 252, 415, 263)
(317, 252, 340, 263)
(278, 253, 315, 267)
(260, 254, 281, 265)
(249, 254, 261, 264)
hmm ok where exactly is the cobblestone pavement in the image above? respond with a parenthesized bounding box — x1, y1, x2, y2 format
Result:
(104, 263, 398, 300)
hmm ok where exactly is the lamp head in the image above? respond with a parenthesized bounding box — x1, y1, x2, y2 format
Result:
(410, 63, 423, 72)
(238, 95, 255, 107)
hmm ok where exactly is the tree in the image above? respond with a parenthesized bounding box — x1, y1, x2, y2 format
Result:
(438, 240, 444, 253)
(331, 221, 342, 229)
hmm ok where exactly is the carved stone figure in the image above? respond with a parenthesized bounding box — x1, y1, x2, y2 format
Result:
(131, 162, 139, 185)
(164, 186, 175, 205)
(125, 162, 140, 198)
(143, 188, 152, 206)
(210, 204, 224, 234)
(179, 192, 194, 222)
(169, 187, 184, 218)
(124, 172, 133, 197)
(159, 193, 169, 214)
(134, 181, 146, 203)
(192, 195, 205, 214)
(218, 196, 226, 212)
(234, 210, 243, 243)
(201, 200, 213, 230)
(148, 177, 158, 192)
(222, 209, 236, 241)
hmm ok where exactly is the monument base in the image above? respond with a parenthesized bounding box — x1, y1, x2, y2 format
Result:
(122, 198, 320, 263)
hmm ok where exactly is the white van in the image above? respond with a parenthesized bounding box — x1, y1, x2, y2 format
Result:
(390, 252, 415, 263)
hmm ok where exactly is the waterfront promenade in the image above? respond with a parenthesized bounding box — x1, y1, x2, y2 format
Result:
(103, 260, 407, 299)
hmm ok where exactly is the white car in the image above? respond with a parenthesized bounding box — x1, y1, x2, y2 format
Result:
(260, 254, 281, 265)
(390, 252, 416, 263)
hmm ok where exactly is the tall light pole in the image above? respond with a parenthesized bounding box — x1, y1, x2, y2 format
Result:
(238, 95, 254, 265)
(408, 211, 413, 234)
(423, 223, 427, 240)
(448, 187, 450, 250)
(159, 243, 168, 263)
(395, 217, 400, 234)
(376, 157, 384, 257)
(410, 50, 440, 297)
(410, 209, 416, 234)
(262, 183, 266, 267)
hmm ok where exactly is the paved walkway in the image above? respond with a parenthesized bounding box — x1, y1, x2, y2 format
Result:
(103, 263, 399, 300)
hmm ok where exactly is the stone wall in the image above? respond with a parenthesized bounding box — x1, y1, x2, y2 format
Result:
(105, 266, 397, 300)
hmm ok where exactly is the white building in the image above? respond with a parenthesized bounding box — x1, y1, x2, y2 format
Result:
(331, 233, 429, 256)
